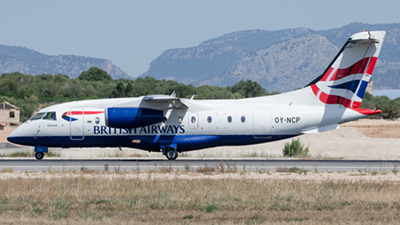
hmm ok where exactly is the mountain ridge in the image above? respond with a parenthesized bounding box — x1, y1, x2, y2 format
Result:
(0, 44, 131, 79)
(140, 22, 400, 92)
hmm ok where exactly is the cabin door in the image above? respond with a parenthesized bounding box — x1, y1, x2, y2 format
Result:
(253, 109, 272, 139)
(69, 108, 85, 140)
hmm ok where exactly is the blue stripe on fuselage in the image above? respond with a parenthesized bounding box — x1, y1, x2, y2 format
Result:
(7, 134, 297, 152)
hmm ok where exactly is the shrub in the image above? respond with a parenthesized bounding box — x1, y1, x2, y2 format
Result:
(282, 138, 309, 157)
(203, 204, 219, 213)
(183, 214, 194, 219)
(195, 164, 216, 174)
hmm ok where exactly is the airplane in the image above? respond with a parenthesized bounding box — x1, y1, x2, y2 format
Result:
(7, 30, 386, 160)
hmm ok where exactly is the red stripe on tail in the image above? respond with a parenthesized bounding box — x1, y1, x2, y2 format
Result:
(366, 57, 377, 75)
(323, 57, 371, 81)
(311, 84, 361, 108)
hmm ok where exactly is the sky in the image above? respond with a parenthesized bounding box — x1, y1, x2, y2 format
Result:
(0, 0, 399, 78)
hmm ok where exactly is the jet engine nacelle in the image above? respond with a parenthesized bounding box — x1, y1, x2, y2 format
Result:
(105, 107, 164, 128)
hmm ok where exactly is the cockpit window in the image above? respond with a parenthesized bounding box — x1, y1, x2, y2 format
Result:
(30, 112, 45, 121)
(43, 112, 57, 120)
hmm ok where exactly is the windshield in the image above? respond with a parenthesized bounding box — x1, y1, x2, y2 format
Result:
(43, 112, 57, 120)
(30, 112, 45, 121)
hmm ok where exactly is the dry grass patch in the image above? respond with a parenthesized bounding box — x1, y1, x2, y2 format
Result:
(0, 167, 13, 173)
(195, 163, 216, 174)
(0, 173, 400, 223)
(0, 150, 61, 157)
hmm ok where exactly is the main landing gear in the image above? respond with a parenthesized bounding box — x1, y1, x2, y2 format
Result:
(164, 147, 178, 160)
(35, 152, 44, 160)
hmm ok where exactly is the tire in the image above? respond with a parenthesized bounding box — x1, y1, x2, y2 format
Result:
(165, 148, 178, 160)
(35, 152, 44, 160)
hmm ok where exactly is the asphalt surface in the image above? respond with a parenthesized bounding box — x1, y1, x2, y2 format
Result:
(0, 158, 399, 172)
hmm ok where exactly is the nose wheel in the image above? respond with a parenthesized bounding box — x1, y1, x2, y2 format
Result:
(165, 148, 178, 160)
(35, 152, 44, 160)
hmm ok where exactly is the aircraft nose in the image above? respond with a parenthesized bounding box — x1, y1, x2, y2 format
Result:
(7, 128, 19, 143)
(7, 125, 26, 145)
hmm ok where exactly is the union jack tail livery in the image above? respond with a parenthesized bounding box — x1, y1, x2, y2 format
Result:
(307, 31, 385, 110)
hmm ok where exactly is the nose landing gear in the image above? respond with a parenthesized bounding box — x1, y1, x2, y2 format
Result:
(34, 146, 48, 160)
(35, 152, 44, 160)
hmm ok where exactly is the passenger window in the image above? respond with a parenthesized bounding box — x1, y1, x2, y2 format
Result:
(241, 116, 246, 123)
(43, 112, 57, 120)
(227, 116, 232, 123)
(191, 116, 196, 123)
(30, 112, 45, 121)
(207, 116, 212, 123)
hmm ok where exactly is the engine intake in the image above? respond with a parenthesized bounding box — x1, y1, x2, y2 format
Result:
(105, 107, 164, 128)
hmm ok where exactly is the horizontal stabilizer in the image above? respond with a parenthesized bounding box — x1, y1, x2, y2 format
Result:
(348, 38, 379, 44)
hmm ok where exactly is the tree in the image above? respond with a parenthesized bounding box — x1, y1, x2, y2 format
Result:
(112, 81, 126, 97)
(227, 80, 268, 98)
(125, 82, 133, 96)
(78, 67, 113, 82)
(360, 93, 400, 119)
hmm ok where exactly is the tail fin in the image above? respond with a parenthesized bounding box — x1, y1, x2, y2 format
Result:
(308, 31, 386, 109)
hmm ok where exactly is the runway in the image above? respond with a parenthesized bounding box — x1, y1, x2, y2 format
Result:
(0, 158, 399, 172)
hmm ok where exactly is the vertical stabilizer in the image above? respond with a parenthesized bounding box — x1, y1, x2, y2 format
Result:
(307, 31, 385, 108)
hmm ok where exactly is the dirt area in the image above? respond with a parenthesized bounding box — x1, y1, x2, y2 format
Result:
(341, 119, 400, 138)
(0, 130, 13, 144)
(1, 171, 400, 182)
(2, 171, 400, 224)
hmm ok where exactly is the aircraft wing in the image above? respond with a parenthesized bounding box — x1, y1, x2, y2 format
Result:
(142, 95, 178, 101)
(111, 94, 188, 110)
(142, 95, 188, 109)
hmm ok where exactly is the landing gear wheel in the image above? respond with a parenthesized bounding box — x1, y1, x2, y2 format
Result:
(165, 148, 178, 160)
(35, 152, 44, 160)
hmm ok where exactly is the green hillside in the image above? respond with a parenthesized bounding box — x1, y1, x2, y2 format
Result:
(0, 68, 271, 121)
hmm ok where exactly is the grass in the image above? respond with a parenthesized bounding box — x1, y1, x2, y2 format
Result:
(97, 150, 149, 158)
(0, 150, 61, 157)
(0, 147, 341, 159)
(195, 163, 216, 174)
(275, 166, 309, 174)
(1, 168, 14, 173)
(0, 171, 400, 224)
